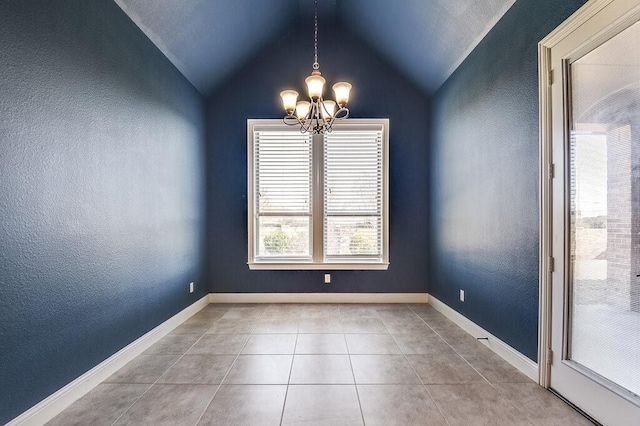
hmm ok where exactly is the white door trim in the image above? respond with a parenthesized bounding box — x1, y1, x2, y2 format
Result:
(537, 0, 617, 389)
(539, 0, 640, 423)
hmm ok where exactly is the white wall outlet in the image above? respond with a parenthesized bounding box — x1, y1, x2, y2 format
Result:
(189, 282, 194, 293)
(460, 289, 465, 302)
(324, 273, 331, 284)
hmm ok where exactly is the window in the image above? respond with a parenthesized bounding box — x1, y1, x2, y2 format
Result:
(248, 119, 389, 270)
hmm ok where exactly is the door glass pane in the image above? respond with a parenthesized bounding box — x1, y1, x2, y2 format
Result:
(569, 21, 640, 397)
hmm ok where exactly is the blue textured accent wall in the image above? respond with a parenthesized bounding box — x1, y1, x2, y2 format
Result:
(429, 0, 587, 361)
(206, 23, 430, 293)
(0, 1, 206, 422)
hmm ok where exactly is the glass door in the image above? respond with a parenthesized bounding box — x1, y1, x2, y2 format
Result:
(549, 1, 640, 424)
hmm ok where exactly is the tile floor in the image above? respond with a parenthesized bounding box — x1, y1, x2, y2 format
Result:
(48, 303, 592, 425)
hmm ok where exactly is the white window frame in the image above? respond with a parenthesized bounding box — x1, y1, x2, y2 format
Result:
(247, 118, 389, 270)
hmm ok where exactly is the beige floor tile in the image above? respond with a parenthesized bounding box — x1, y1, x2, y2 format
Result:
(290, 355, 354, 384)
(143, 334, 201, 355)
(350, 355, 421, 384)
(104, 355, 179, 384)
(300, 304, 341, 319)
(345, 334, 402, 354)
(406, 353, 485, 384)
(295, 334, 348, 354)
(241, 334, 297, 354)
(358, 385, 448, 426)
(342, 318, 388, 333)
(282, 385, 363, 425)
(223, 355, 293, 384)
(463, 353, 532, 383)
(393, 334, 455, 355)
(298, 318, 343, 333)
(339, 304, 380, 320)
(157, 354, 235, 384)
(427, 383, 533, 426)
(261, 304, 302, 319)
(186, 334, 250, 354)
(47, 384, 150, 426)
(197, 385, 287, 426)
(494, 383, 593, 426)
(253, 318, 299, 333)
(220, 306, 265, 320)
(171, 319, 212, 334)
(440, 333, 496, 356)
(205, 319, 257, 334)
(383, 318, 435, 335)
(113, 384, 216, 426)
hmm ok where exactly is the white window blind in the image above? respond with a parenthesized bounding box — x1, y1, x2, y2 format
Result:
(248, 119, 388, 270)
(324, 128, 383, 262)
(253, 129, 312, 260)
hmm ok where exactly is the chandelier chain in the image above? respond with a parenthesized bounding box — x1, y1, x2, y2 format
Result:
(313, 0, 319, 69)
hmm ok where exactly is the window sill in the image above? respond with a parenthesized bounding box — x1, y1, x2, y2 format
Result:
(248, 262, 390, 271)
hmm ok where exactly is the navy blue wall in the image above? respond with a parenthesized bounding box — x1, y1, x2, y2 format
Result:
(429, 0, 587, 361)
(0, 1, 206, 422)
(206, 24, 430, 293)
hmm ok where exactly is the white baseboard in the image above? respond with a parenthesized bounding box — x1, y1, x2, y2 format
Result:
(208, 293, 429, 304)
(428, 295, 539, 382)
(7, 296, 209, 426)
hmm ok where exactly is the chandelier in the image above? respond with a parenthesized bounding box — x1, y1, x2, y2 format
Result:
(280, 0, 352, 134)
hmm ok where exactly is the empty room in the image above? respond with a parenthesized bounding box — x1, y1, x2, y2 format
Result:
(1, 0, 639, 425)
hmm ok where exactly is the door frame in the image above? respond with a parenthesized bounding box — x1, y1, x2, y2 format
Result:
(538, 0, 640, 413)
(537, 0, 616, 387)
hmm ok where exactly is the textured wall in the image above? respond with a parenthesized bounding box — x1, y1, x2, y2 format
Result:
(206, 23, 430, 293)
(0, 1, 206, 422)
(429, 0, 587, 361)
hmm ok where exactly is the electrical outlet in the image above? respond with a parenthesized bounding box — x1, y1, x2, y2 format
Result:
(189, 282, 194, 293)
(460, 289, 465, 302)
(324, 273, 331, 284)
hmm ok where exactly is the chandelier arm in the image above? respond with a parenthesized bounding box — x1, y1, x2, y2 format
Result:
(334, 107, 350, 120)
(300, 116, 312, 134)
(284, 114, 303, 127)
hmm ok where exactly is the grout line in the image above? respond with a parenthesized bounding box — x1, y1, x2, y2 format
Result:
(108, 313, 227, 426)
(279, 330, 299, 425)
(338, 306, 368, 423)
(192, 305, 268, 426)
(342, 325, 367, 426)
(383, 305, 452, 426)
